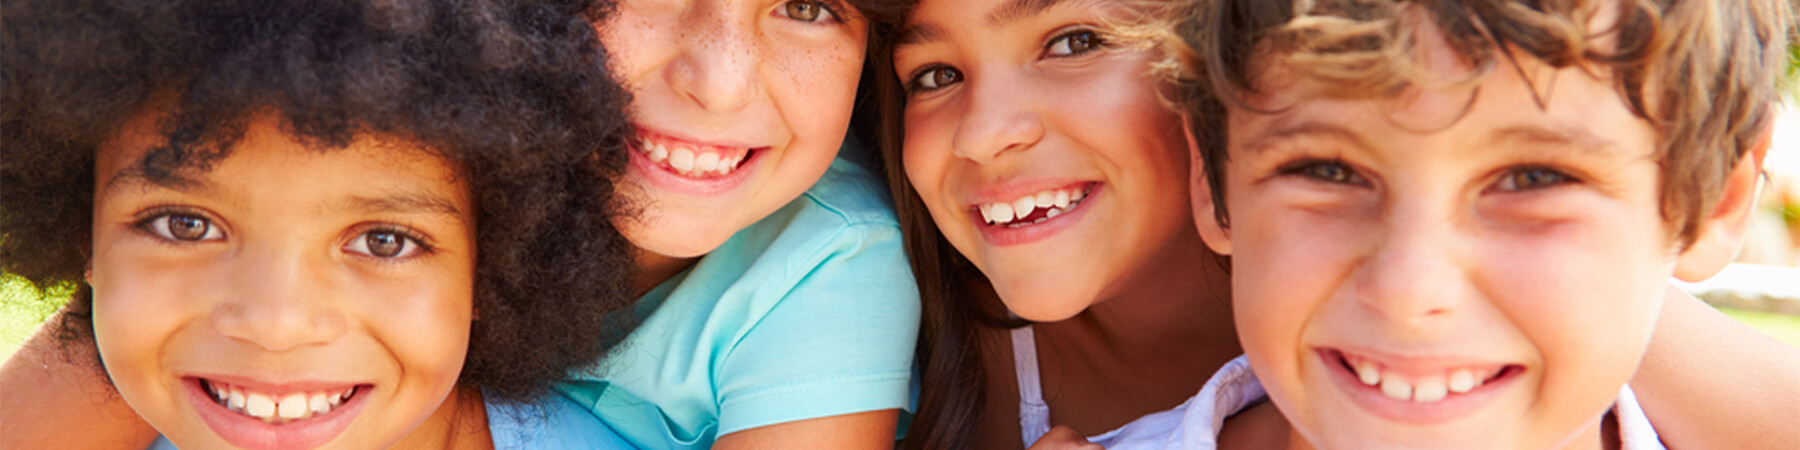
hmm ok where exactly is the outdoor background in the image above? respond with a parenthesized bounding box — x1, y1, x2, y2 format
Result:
(5, 57, 1800, 360)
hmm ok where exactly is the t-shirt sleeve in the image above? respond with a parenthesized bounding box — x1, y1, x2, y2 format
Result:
(712, 222, 921, 437)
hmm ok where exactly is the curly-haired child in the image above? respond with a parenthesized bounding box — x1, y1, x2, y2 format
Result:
(0, 0, 639, 447)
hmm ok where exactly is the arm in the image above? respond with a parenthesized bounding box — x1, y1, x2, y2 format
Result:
(1631, 285, 1800, 448)
(714, 410, 900, 450)
(1, 309, 159, 449)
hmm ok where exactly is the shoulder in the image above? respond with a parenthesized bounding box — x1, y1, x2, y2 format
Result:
(485, 392, 633, 450)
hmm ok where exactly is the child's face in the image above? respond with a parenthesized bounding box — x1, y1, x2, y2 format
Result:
(1202, 26, 1675, 449)
(89, 115, 476, 449)
(601, 0, 867, 259)
(894, 0, 1197, 321)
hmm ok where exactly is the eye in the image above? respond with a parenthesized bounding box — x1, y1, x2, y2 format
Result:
(1284, 160, 1366, 185)
(908, 65, 963, 93)
(140, 212, 225, 242)
(1045, 29, 1105, 57)
(1493, 167, 1576, 192)
(344, 227, 429, 259)
(778, 0, 837, 23)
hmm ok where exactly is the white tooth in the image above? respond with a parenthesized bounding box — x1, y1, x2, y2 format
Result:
(649, 144, 668, 162)
(990, 202, 1015, 223)
(1355, 360, 1381, 386)
(245, 392, 276, 418)
(1448, 369, 1476, 393)
(1046, 208, 1062, 219)
(1379, 376, 1413, 401)
(1034, 191, 1054, 208)
(1011, 196, 1036, 219)
(277, 393, 307, 419)
(210, 382, 227, 401)
(669, 148, 695, 172)
(1054, 190, 1070, 209)
(1032, 217, 1047, 224)
(715, 162, 734, 176)
(309, 392, 331, 414)
(228, 387, 246, 411)
(979, 204, 995, 224)
(1413, 377, 1448, 402)
(693, 152, 720, 173)
(1071, 189, 1085, 201)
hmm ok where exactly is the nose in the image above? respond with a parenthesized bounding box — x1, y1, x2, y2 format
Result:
(951, 72, 1045, 163)
(667, 13, 760, 113)
(1353, 199, 1468, 326)
(211, 243, 346, 352)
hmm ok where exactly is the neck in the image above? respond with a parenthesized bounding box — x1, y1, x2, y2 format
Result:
(394, 386, 492, 450)
(632, 247, 699, 297)
(1055, 232, 1237, 362)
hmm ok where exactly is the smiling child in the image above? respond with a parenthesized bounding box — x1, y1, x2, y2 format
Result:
(1, 0, 638, 447)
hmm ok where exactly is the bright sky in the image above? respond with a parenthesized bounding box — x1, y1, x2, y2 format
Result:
(1769, 100, 1800, 179)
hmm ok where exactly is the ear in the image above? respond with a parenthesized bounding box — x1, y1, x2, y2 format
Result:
(1672, 122, 1773, 281)
(1184, 114, 1232, 256)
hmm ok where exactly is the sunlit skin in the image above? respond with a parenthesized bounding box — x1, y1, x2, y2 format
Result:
(895, 0, 1237, 445)
(895, 0, 1204, 322)
(1192, 18, 1760, 449)
(601, 0, 868, 288)
(88, 114, 480, 449)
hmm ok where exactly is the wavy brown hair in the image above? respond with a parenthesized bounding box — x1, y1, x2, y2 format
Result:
(1185, 0, 1798, 244)
(2, 0, 636, 402)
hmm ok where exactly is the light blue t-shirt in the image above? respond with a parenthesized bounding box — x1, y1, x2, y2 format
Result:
(556, 153, 922, 449)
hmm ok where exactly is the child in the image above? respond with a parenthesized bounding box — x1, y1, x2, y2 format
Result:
(1178, 0, 1797, 448)
(0, 0, 638, 447)
(4, 0, 923, 448)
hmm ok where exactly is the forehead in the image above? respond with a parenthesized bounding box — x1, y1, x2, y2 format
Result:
(900, 0, 1112, 44)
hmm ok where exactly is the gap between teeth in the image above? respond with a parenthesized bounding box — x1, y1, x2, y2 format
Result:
(205, 380, 357, 424)
(978, 186, 1088, 226)
(637, 137, 746, 178)
(1353, 359, 1489, 403)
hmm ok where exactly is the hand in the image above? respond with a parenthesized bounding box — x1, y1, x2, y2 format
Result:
(1029, 426, 1104, 450)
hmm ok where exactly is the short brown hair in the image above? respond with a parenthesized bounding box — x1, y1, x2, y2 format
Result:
(1184, 0, 1797, 246)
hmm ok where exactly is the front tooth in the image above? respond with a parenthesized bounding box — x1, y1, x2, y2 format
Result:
(1011, 196, 1035, 219)
(228, 387, 246, 411)
(245, 392, 276, 418)
(1448, 369, 1476, 393)
(277, 393, 308, 419)
(649, 144, 669, 162)
(1355, 360, 1381, 386)
(990, 202, 1015, 223)
(1034, 191, 1054, 207)
(669, 148, 695, 172)
(309, 392, 331, 414)
(1379, 376, 1413, 401)
(1413, 377, 1448, 402)
(693, 152, 720, 173)
(1054, 190, 1070, 209)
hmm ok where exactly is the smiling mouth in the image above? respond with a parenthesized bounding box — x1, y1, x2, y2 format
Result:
(199, 378, 363, 424)
(1327, 349, 1522, 403)
(975, 183, 1094, 228)
(630, 129, 758, 179)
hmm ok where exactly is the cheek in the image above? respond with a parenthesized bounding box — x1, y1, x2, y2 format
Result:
(769, 36, 864, 145)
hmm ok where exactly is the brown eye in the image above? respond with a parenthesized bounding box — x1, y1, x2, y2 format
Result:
(1494, 167, 1575, 192)
(144, 213, 222, 242)
(910, 66, 963, 92)
(784, 1, 824, 22)
(1046, 30, 1104, 57)
(346, 228, 427, 259)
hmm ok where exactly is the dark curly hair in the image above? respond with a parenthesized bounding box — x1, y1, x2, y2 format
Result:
(2, 0, 637, 402)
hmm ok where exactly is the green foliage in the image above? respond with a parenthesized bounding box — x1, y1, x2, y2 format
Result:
(1, 275, 74, 360)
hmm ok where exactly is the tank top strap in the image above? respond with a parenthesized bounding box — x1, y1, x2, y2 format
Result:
(1013, 326, 1053, 447)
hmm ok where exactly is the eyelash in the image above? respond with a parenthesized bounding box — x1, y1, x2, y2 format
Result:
(343, 224, 436, 261)
(1491, 166, 1579, 192)
(133, 206, 227, 244)
(1279, 159, 1367, 186)
(903, 27, 1110, 95)
(777, 0, 849, 24)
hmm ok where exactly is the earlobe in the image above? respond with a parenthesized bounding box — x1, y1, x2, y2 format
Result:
(1184, 115, 1232, 256)
(1673, 124, 1772, 281)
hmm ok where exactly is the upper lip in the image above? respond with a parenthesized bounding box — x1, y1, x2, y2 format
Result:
(633, 124, 769, 150)
(963, 180, 1093, 206)
(187, 374, 371, 394)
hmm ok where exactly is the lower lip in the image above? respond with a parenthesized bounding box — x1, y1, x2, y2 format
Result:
(625, 139, 758, 197)
(974, 184, 1100, 247)
(184, 378, 370, 450)
(1320, 349, 1519, 425)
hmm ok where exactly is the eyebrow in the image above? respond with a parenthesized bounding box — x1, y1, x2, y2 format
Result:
(1237, 118, 1376, 156)
(102, 168, 212, 197)
(340, 191, 468, 225)
(897, 0, 1071, 46)
(1485, 124, 1628, 160)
